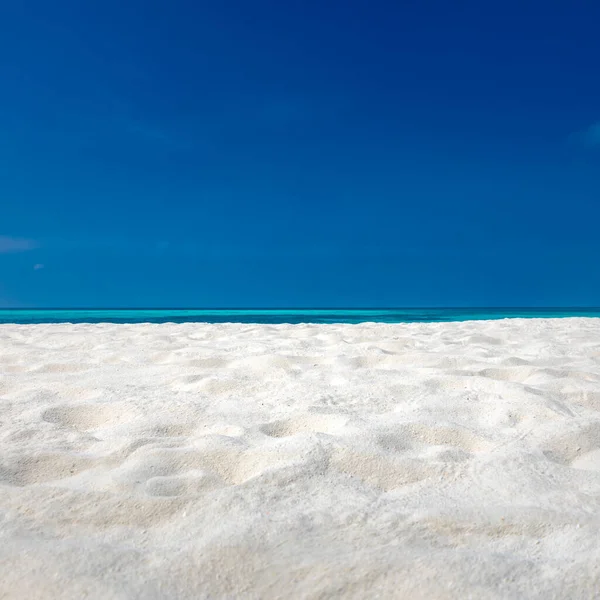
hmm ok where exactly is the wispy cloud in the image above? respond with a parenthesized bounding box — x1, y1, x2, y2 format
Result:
(583, 122, 600, 146)
(572, 121, 600, 148)
(0, 236, 38, 254)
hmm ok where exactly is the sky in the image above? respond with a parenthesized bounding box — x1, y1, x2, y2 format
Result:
(1, 0, 599, 308)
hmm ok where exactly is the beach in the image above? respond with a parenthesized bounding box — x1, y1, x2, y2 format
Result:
(1, 318, 599, 598)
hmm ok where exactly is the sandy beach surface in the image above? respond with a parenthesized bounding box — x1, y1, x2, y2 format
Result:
(1, 318, 600, 599)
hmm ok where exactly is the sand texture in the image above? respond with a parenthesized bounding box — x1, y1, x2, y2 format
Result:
(1, 319, 600, 598)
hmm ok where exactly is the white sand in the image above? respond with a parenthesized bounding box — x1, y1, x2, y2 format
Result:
(1, 318, 600, 598)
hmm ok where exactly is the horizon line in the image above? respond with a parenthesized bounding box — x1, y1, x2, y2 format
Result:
(2, 307, 600, 311)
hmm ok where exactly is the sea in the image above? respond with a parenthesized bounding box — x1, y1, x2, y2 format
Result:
(0, 308, 599, 325)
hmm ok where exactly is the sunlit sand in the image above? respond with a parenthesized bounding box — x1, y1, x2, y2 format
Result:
(1, 319, 599, 598)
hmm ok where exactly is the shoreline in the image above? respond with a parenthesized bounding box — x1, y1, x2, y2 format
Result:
(2, 307, 600, 326)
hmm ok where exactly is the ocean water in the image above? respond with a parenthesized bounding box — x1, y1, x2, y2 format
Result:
(0, 308, 599, 325)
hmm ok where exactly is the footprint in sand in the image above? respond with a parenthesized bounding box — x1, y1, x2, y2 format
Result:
(260, 414, 349, 438)
(42, 402, 137, 431)
(0, 452, 95, 486)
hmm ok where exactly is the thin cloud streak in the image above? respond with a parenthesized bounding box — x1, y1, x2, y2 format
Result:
(572, 121, 600, 147)
(583, 122, 600, 146)
(0, 236, 38, 254)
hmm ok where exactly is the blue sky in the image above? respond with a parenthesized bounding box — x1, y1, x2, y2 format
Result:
(1, 0, 599, 307)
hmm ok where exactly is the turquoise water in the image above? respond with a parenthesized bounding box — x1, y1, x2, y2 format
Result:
(0, 308, 599, 325)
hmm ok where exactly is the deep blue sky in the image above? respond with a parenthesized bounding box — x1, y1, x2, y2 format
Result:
(1, 0, 599, 307)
